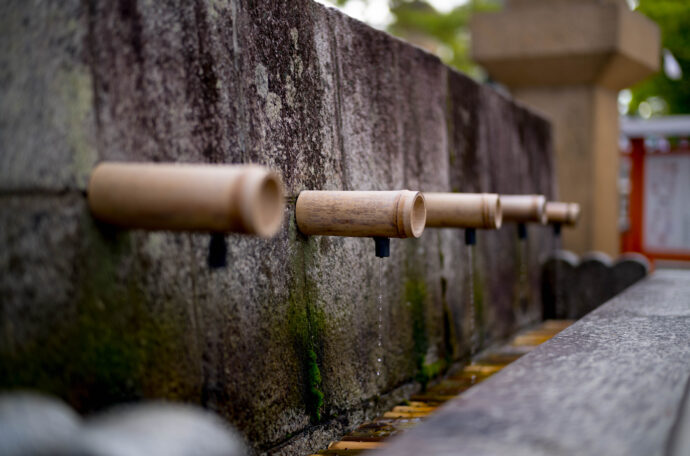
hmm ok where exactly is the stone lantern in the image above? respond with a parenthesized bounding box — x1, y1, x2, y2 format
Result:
(472, 0, 660, 255)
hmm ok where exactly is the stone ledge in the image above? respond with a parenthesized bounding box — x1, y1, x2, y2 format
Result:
(376, 270, 690, 456)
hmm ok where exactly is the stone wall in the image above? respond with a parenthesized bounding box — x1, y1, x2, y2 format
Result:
(0, 0, 554, 453)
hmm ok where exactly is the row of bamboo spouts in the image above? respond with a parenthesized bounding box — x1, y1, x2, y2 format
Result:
(87, 162, 579, 258)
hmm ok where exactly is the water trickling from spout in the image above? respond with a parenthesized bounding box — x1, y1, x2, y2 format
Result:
(376, 257, 383, 377)
(467, 244, 476, 358)
(517, 237, 529, 318)
(553, 225, 564, 319)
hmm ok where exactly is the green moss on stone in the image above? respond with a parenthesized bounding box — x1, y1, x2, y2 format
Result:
(418, 359, 447, 387)
(0, 216, 196, 412)
(306, 349, 324, 421)
(55, 67, 97, 189)
(286, 216, 326, 423)
(405, 277, 432, 388)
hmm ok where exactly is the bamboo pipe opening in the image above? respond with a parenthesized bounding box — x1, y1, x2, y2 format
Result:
(250, 173, 284, 235)
(402, 191, 427, 238)
(423, 193, 502, 229)
(87, 162, 285, 238)
(295, 190, 426, 238)
(545, 202, 580, 226)
(500, 194, 547, 224)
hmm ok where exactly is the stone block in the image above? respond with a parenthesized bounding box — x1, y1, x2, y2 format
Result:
(540, 250, 579, 320)
(612, 252, 650, 296)
(0, 194, 204, 411)
(541, 250, 650, 320)
(86, 1, 243, 166)
(0, 0, 97, 191)
(574, 251, 615, 317)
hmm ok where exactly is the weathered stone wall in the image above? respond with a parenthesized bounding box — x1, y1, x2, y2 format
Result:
(0, 0, 554, 454)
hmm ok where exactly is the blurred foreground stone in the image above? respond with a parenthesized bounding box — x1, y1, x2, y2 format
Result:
(0, 392, 81, 456)
(0, 392, 247, 456)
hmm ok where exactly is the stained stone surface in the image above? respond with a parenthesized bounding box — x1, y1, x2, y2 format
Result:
(0, 0, 554, 453)
(377, 270, 690, 456)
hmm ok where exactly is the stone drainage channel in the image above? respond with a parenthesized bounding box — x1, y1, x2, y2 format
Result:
(308, 320, 573, 455)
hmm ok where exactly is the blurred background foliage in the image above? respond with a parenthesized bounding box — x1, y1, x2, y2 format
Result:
(386, 0, 500, 78)
(324, 0, 500, 79)
(627, 0, 690, 117)
(320, 0, 690, 117)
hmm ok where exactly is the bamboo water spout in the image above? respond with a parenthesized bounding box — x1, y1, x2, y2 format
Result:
(88, 162, 285, 238)
(423, 193, 502, 229)
(500, 195, 547, 224)
(295, 190, 426, 239)
(545, 202, 580, 226)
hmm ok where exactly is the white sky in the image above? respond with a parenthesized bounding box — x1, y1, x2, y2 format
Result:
(314, 0, 470, 29)
(314, 0, 636, 30)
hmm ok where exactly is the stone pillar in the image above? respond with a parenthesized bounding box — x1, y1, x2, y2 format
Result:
(471, 0, 660, 255)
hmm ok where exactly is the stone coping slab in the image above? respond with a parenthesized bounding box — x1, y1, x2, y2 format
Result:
(376, 270, 690, 456)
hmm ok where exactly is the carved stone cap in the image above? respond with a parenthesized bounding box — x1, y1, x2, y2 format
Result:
(471, 1, 660, 90)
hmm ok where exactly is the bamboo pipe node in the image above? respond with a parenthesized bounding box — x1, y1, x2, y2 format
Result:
(87, 162, 285, 238)
(500, 194, 547, 224)
(423, 193, 502, 229)
(545, 202, 580, 226)
(295, 190, 426, 238)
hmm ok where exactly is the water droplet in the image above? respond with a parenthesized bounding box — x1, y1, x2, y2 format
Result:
(516, 236, 529, 319)
(468, 244, 476, 358)
(376, 258, 384, 380)
(553, 232, 564, 319)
